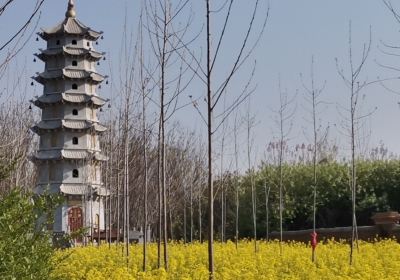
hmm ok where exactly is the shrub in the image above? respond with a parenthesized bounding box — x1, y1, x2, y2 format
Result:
(0, 188, 62, 280)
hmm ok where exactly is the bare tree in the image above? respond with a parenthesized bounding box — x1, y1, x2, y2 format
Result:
(246, 97, 257, 252)
(145, 0, 194, 269)
(335, 22, 373, 265)
(0, 64, 36, 193)
(200, 1, 268, 277)
(139, 11, 150, 271)
(263, 178, 270, 241)
(233, 113, 240, 248)
(0, 0, 45, 80)
(300, 57, 326, 262)
(0, 1, 46, 190)
(273, 79, 296, 255)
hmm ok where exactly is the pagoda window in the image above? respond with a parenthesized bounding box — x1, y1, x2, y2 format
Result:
(72, 83, 78, 90)
(72, 137, 78, 145)
(87, 42, 90, 47)
(72, 39, 77, 45)
(72, 169, 79, 178)
(56, 39, 60, 45)
(72, 60, 78, 66)
(72, 109, 78, 116)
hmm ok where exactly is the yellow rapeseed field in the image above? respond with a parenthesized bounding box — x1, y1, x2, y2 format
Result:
(52, 240, 400, 280)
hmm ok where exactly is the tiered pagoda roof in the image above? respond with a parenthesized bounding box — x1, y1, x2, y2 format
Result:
(32, 0, 110, 206)
(31, 0, 108, 166)
(35, 47, 104, 61)
(36, 184, 109, 196)
(37, 1, 102, 41)
(33, 69, 106, 84)
(33, 149, 107, 161)
(32, 92, 107, 108)
(32, 119, 107, 134)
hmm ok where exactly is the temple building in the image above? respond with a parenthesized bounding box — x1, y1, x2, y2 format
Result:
(31, 0, 109, 240)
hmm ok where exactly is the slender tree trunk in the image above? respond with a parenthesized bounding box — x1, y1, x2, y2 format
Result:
(162, 125, 168, 268)
(206, 1, 214, 277)
(190, 182, 193, 243)
(184, 186, 187, 243)
(124, 100, 130, 267)
(157, 119, 162, 268)
(116, 170, 120, 245)
(139, 14, 149, 270)
(142, 75, 148, 273)
(279, 117, 284, 255)
(246, 98, 257, 252)
(312, 84, 318, 263)
(105, 140, 109, 245)
(199, 193, 202, 243)
(264, 181, 270, 241)
(108, 119, 113, 247)
(90, 188, 93, 243)
(219, 125, 225, 243)
(160, 6, 169, 269)
(220, 187, 223, 242)
(223, 188, 227, 242)
(98, 192, 101, 245)
(234, 117, 239, 249)
(168, 191, 174, 240)
(350, 87, 356, 265)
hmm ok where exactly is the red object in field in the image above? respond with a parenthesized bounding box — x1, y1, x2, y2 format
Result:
(311, 231, 318, 250)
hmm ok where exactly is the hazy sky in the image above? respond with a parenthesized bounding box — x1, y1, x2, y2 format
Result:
(1, 0, 400, 169)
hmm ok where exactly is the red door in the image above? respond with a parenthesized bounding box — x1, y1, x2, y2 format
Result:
(68, 207, 83, 233)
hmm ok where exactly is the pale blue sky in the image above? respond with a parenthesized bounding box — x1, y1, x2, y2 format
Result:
(1, 0, 400, 169)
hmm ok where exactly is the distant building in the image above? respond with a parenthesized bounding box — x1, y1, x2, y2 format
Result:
(31, 0, 109, 242)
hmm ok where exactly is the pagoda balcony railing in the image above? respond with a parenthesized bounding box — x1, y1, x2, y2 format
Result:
(38, 147, 102, 152)
(40, 117, 101, 122)
(38, 91, 102, 96)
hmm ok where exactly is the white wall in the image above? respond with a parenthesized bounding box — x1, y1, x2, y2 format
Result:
(84, 199, 105, 231)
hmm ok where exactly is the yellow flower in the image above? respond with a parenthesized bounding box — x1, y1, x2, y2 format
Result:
(51, 240, 400, 280)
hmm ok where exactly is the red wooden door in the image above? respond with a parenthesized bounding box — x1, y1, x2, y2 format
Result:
(68, 207, 83, 233)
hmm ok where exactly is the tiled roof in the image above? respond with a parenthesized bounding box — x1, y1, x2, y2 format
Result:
(61, 185, 109, 196)
(33, 69, 106, 84)
(62, 150, 87, 159)
(33, 149, 108, 161)
(33, 93, 107, 108)
(36, 47, 104, 61)
(39, 17, 102, 40)
(35, 184, 109, 196)
(32, 119, 107, 133)
(60, 184, 89, 195)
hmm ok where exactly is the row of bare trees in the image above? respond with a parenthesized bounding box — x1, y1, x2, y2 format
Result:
(0, 1, 47, 190)
(4, 0, 400, 278)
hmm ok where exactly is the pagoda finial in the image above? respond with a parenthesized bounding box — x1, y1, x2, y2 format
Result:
(66, 0, 76, 18)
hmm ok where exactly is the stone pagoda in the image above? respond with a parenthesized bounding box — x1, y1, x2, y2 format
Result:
(31, 0, 109, 240)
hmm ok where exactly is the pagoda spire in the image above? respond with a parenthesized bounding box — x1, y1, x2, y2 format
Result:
(65, 0, 76, 18)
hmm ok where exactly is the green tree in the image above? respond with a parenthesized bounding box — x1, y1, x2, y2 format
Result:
(0, 188, 61, 280)
(235, 159, 400, 237)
